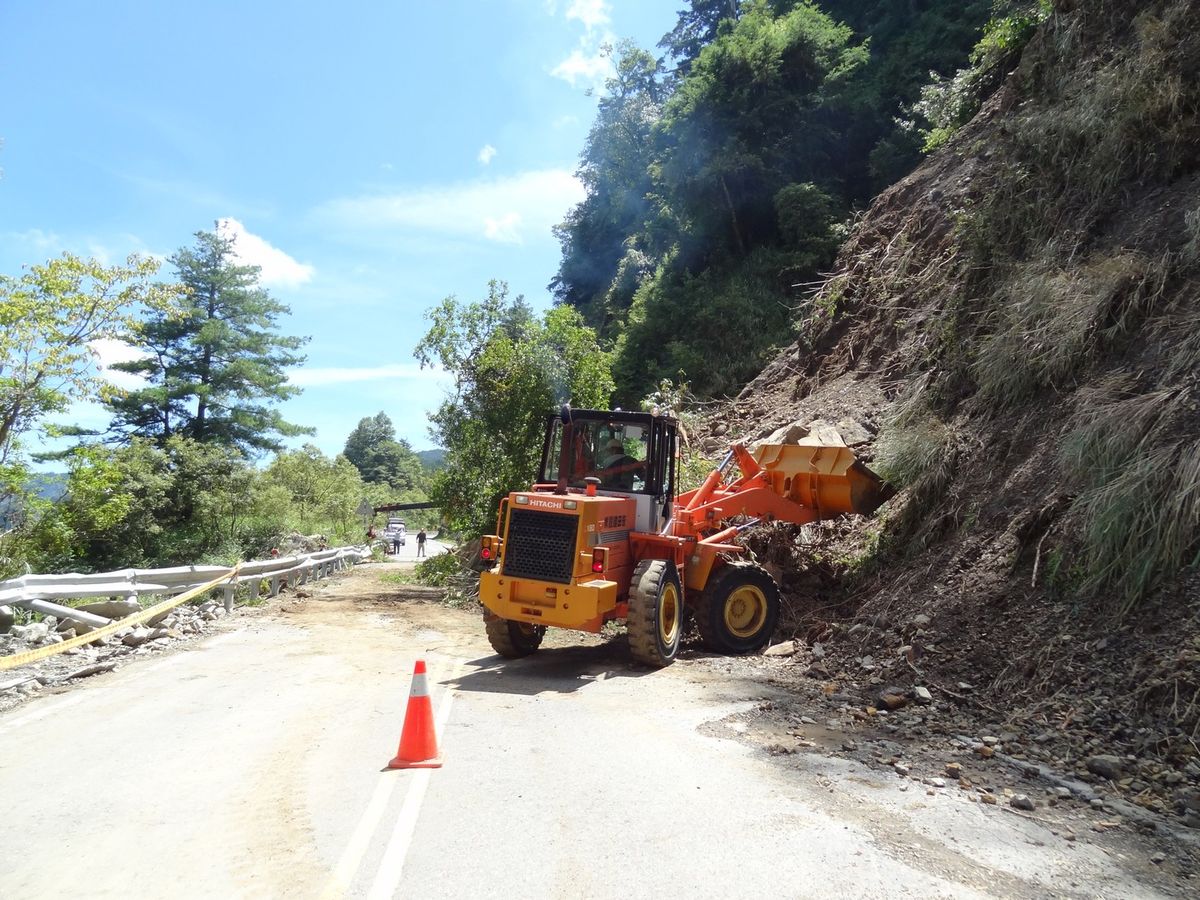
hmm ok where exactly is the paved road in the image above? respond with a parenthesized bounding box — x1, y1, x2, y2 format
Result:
(0, 565, 1169, 899)
(381, 536, 448, 563)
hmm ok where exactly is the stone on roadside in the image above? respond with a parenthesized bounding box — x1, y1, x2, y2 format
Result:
(810, 643, 826, 659)
(764, 640, 796, 657)
(11, 622, 49, 643)
(1010, 794, 1035, 811)
(0, 605, 14, 634)
(76, 598, 141, 620)
(945, 762, 962, 780)
(913, 686, 932, 705)
(122, 626, 153, 648)
(877, 687, 909, 710)
(1086, 755, 1124, 780)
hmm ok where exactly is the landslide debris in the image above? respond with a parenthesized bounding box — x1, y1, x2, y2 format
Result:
(707, 0, 1200, 833)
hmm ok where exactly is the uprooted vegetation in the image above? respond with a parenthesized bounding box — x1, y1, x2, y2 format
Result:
(706, 0, 1200, 818)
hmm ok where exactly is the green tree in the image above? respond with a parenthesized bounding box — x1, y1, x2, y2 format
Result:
(658, 0, 742, 77)
(653, 1, 868, 257)
(414, 282, 614, 536)
(0, 253, 175, 480)
(551, 42, 664, 337)
(18, 435, 286, 572)
(265, 444, 365, 538)
(105, 227, 310, 454)
(343, 412, 424, 490)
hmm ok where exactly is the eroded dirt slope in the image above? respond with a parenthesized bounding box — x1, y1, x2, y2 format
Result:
(700, 0, 1200, 838)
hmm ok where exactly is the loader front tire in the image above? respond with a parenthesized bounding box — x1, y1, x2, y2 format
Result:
(696, 562, 780, 655)
(627, 559, 683, 667)
(485, 615, 545, 658)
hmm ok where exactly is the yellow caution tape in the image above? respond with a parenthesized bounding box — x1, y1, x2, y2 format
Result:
(0, 564, 241, 672)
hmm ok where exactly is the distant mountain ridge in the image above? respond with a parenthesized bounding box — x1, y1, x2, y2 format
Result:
(416, 449, 445, 470)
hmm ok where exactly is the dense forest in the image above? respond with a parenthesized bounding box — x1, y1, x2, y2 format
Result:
(551, 0, 1042, 401)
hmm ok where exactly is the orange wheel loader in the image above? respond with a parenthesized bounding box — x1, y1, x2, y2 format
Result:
(478, 407, 894, 667)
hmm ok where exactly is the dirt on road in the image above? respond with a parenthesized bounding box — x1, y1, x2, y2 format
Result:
(3, 560, 1196, 898)
(275, 562, 1198, 895)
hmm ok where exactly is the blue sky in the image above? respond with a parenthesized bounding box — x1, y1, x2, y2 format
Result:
(0, 0, 678, 457)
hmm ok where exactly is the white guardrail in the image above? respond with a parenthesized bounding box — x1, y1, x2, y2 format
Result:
(0, 545, 372, 623)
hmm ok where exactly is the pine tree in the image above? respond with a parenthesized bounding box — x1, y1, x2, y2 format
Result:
(106, 228, 310, 454)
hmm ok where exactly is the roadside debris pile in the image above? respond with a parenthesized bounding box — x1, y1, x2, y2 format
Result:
(277, 532, 329, 555)
(0, 598, 231, 711)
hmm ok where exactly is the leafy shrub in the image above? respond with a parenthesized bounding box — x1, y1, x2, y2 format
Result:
(915, 3, 1050, 151)
(413, 551, 460, 588)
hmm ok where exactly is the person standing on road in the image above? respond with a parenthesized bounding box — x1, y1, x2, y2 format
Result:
(391, 532, 401, 555)
(416, 529, 427, 557)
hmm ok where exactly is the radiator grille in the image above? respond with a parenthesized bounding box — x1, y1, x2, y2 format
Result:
(502, 508, 578, 584)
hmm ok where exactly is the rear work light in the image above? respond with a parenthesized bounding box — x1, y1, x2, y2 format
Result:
(591, 547, 608, 574)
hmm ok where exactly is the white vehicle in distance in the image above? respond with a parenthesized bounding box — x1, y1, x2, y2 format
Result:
(384, 519, 406, 546)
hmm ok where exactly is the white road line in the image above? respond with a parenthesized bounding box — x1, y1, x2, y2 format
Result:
(321, 661, 462, 900)
(364, 767, 435, 900)
(318, 775, 399, 900)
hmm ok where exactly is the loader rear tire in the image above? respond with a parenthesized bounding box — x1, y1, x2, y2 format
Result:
(627, 559, 683, 667)
(696, 562, 780, 655)
(485, 615, 545, 658)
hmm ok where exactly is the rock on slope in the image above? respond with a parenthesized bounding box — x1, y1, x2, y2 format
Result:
(712, 0, 1200, 821)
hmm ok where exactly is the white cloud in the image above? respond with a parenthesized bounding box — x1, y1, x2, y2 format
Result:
(288, 362, 446, 388)
(483, 212, 523, 244)
(550, 1, 615, 89)
(89, 338, 149, 390)
(477, 144, 497, 165)
(551, 48, 614, 87)
(3, 228, 64, 256)
(215, 217, 315, 288)
(313, 169, 585, 246)
(565, 0, 610, 32)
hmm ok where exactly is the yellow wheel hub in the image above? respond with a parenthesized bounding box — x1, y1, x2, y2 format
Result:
(724, 586, 767, 638)
(658, 582, 680, 645)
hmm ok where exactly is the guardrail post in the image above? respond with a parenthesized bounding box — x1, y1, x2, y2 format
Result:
(222, 584, 236, 614)
(270, 576, 281, 597)
(248, 578, 260, 605)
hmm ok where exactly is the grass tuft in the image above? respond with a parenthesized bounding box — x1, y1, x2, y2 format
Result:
(1060, 377, 1199, 613)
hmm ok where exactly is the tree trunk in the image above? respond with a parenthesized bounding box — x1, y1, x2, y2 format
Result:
(721, 176, 747, 256)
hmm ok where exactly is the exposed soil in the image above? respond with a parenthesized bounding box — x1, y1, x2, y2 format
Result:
(686, 0, 1200, 849)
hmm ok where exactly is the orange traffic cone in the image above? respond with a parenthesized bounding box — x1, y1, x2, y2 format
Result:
(387, 659, 443, 769)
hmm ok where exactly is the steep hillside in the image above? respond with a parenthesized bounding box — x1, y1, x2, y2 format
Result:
(710, 0, 1200, 823)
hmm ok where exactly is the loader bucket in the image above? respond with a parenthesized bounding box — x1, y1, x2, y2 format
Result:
(752, 443, 896, 518)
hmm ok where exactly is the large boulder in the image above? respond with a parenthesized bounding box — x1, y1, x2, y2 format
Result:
(75, 598, 141, 619)
(0, 605, 14, 634)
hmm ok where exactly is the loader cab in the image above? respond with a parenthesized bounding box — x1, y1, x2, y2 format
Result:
(537, 408, 677, 531)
